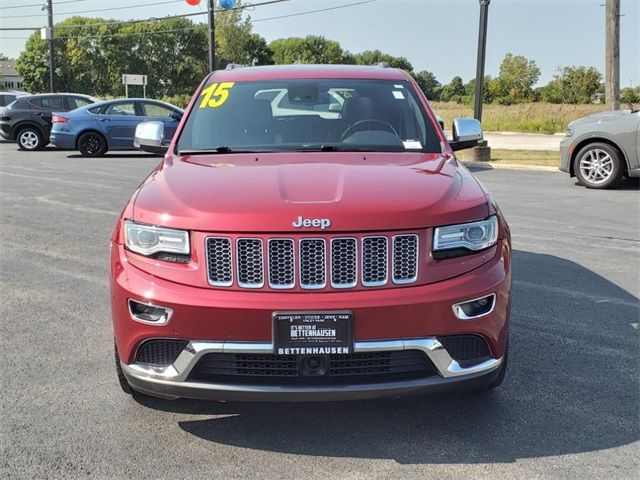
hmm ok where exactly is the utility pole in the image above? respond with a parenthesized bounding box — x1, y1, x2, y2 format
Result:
(473, 0, 490, 121)
(605, 0, 620, 110)
(208, 0, 216, 72)
(46, 0, 55, 92)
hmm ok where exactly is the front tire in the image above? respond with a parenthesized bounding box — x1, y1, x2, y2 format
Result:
(114, 342, 133, 395)
(78, 131, 107, 157)
(574, 142, 623, 189)
(482, 342, 508, 391)
(17, 127, 43, 151)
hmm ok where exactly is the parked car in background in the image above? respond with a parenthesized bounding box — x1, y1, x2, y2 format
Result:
(0, 93, 94, 150)
(559, 108, 640, 189)
(0, 91, 22, 107)
(50, 98, 183, 157)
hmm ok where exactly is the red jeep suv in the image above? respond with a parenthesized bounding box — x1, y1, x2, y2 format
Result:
(111, 64, 511, 401)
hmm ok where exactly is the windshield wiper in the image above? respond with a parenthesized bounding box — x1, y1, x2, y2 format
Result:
(295, 144, 404, 152)
(179, 146, 257, 155)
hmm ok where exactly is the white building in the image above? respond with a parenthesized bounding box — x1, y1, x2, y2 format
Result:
(0, 59, 24, 91)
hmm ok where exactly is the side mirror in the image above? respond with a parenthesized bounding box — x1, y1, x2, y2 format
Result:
(134, 121, 167, 155)
(449, 118, 483, 151)
(170, 111, 183, 121)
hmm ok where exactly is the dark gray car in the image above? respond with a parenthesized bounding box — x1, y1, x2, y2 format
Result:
(0, 93, 94, 151)
(559, 109, 640, 189)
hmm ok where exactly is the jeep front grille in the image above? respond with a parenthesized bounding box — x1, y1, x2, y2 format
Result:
(205, 233, 419, 290)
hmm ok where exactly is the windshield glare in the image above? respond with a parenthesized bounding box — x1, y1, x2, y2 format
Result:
(177, 79, 441, 154)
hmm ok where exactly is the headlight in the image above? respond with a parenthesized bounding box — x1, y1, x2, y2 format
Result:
(124, 221, 190, 259)
(433, 216, 498, 258)
(565, 126, 574, 137)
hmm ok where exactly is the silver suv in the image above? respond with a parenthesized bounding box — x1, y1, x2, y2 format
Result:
(559, 109, 640, 189)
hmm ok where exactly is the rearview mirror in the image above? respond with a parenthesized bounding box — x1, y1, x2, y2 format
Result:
(449, 118, 483, 151)
(134, 121, 167, 155)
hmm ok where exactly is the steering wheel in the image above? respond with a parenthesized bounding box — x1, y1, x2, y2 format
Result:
(340, 119, 399, 141)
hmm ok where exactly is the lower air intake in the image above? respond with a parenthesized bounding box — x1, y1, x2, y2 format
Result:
(134, 339, 188, 367)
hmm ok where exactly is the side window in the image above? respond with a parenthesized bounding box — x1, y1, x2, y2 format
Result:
(105, 102, 136, 116)
(141, 102, 174, 117)
(68, 97, 93, 109)
(28, 98, 42, 109)
(40, 96, 65, 109)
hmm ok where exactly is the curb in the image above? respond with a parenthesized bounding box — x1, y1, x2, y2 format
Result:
(461, 161, 560, 173)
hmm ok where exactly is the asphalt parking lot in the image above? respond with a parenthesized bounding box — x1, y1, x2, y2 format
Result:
(1, 142, 638, 479)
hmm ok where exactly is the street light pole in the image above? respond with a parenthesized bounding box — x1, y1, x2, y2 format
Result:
(473, 0, 490, 121)
(46, 0, 55, 92)
(208, 0, 216, 72)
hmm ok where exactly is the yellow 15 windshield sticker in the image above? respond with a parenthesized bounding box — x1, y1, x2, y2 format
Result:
(199, 82, 235, 108)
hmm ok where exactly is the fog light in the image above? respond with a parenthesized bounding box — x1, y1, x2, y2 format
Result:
(452, 294, 496, 320)
(128, 299, 173, 325)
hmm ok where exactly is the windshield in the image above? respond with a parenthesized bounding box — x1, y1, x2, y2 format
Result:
(177, 79, 441, 154)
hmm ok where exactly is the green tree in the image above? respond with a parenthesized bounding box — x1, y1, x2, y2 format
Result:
(495, 53, 540, 103)
(440, 76, 465, 102)
(353, 50, 413, 71)
(0, 53, 8, 61)
(269, 36, 351, 64)
(620, 86, 640, 105)
(215, 2, 273, 68)
(539, 66, 603, 104)
(412, 70, 440, 100)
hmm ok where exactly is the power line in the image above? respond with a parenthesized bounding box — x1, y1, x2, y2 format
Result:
(0, 0, 376, 41)
(252, 0, 376, 23)
(1, 0, 185, 18)
(56, 25, 202, 40)
(51, 0, 292, 29)
(0, 0, 88, 10)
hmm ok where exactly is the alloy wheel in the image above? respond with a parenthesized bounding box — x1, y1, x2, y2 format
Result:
(578, 148, 614, 185)
(19, 130, 39, 150)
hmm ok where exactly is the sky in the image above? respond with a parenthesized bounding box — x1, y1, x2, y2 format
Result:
(0, 0, 638, 87)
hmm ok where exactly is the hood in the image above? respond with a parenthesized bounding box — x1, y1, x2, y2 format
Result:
(571, 109, 635, 126)
(132, 152, 489, 232)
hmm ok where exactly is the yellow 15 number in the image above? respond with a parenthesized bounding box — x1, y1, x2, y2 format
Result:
(199, 82, 235, 109)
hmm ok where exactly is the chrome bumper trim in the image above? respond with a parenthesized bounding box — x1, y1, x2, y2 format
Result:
(122, 338, 503, 387)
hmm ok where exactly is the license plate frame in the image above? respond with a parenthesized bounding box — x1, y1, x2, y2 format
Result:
(272, 311, 353, 355)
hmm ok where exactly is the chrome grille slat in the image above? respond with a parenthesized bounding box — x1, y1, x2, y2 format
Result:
(268, 239, 295, 289)
(206, 237, 233, 286)
(393, 234, 418, 284)
(362, 236, 388, 287)
(236, 238, 264, 288)
(206, 233, 418, 290)
(330, 238, 357, 288)
(299, 239, 326, 289)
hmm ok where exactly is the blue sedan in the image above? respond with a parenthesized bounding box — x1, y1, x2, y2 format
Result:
(50, 98, 183, 157)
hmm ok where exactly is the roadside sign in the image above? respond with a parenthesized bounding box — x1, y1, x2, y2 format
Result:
(122, 74, 148, 98)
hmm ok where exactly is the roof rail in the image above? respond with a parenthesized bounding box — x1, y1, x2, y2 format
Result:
(225, 63, 245, 70)
(375, 62, 390, 68)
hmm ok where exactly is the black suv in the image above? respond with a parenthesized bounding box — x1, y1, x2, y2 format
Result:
(0, 93, 94, 150)
(0, 92, 20, 107)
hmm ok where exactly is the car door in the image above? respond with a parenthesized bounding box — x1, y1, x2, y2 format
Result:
(139, 101, 181, 144)
(100, 101, 140, 149)
(31, 96, 65, 135)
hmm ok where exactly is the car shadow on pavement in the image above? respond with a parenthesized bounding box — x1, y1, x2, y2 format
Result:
(136, 250, 639, 464)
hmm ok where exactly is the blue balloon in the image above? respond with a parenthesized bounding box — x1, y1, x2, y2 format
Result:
(218, 0, 236, 9)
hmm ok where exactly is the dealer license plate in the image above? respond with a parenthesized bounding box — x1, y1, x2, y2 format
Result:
(273, 312, 353, 355)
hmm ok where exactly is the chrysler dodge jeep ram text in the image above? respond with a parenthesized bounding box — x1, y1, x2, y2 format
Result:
(111, 64, 512, 401)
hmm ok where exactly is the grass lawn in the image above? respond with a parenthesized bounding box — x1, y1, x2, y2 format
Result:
(459, 149, 561, 167)
(431, 101, 602, 134)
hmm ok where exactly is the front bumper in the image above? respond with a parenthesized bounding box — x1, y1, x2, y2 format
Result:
(121, 338, 503, 401)
(112, 240, 511, 401)
(559, 137, 573, 174)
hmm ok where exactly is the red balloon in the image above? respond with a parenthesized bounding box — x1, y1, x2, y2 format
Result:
(185, 0, 201, 5)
